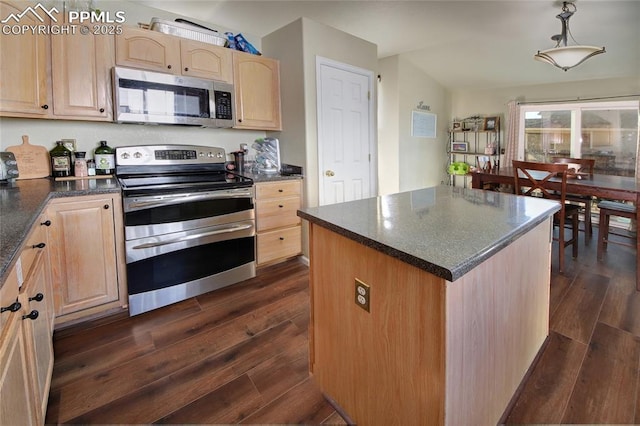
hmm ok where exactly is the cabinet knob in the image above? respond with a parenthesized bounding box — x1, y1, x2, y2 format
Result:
(22, 310, 39, 321)
(1, 301, 21, 313)
(40, 220, 51, 226)
(278, 189, 283, 193)
(32, 242, 46, 249)
(41, 104, 49, 110)
(184, 67, 189, 72)
(279, 237, 285, 241)
(104, 204, 110, 209)
(278, 204, 284, 208)
(167, 64, 172, 69)
(99, 108, 105, 113)
(29, 293, 44, 303)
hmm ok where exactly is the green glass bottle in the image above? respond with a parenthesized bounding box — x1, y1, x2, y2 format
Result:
(50, 141, 72, 177)
(94, 140, 115, 175)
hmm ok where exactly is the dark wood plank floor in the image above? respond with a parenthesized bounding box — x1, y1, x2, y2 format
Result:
(46, 231, 640, 424)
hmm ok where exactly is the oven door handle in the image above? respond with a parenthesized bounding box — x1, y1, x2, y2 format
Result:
(128, 190, 253, 210)
(131, 223, 253, 250)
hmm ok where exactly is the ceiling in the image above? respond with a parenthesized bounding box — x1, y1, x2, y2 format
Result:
(137, 0, 640, 90)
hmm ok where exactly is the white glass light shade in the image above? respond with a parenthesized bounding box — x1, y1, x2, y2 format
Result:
(534, 45, 606, 71)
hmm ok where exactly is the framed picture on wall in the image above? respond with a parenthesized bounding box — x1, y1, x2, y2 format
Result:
(451, 142, 468, 152)
(452, 121, 462, 131)
(483, 117, 499, 131)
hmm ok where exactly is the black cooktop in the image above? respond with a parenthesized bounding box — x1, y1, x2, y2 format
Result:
(118, 171, 253, 195)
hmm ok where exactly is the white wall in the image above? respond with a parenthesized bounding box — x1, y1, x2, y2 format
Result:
(397, 57, 450, 191)
(262, 17, 378, 210)
(0, 118, 261, 156)
(378, 55, 451, 193)
(377, 56, 400, 195)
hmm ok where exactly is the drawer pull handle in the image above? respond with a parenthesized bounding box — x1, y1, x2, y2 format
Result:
(278, 204, 284, 208)
(22, 310, 39, 321)
(1, 301, 21, 313)
(41, 220, 51, 226)
(278, 189, 283, 192)
(29, 293, 44, 303)
(279, 237, 285, 241)
(32, 242, 46, 249)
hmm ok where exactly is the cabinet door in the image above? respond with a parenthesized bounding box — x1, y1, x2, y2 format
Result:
(0, 1, 51, 117)
(47, 196, 121, 317)
(233, 52, 282, 130)
(115, 26, 180, 73)
(180, 40, 233, 82)
(51, 32, 115, 120)
(0, 313, 38, 426)
(20, 249, 54, 423)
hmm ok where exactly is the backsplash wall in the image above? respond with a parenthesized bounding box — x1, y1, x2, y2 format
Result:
(0, 117, 265, 159)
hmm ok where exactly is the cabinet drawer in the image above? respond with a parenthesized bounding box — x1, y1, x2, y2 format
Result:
(257, 226, 302, 265)
(255, 180, 301, 200)
(0, 267, 19, 336)
(256, 196, 301, 232)
(20, 217, 48, 279)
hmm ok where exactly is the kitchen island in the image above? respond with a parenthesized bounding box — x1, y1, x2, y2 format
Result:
(297, 185, 560, 425)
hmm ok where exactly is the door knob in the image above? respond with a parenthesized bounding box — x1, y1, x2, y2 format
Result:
(325, 170, 335, 177)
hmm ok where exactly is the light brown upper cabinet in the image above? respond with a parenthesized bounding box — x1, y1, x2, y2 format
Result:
(115, 26, 181, 73)
(233, 51, 282, 131)
(116, 27, 233, 83)
(0, 1, 51, 118)
(51, 32, 115, 121)
(180, 39, 233, 83)
(0, 0, 114, 121)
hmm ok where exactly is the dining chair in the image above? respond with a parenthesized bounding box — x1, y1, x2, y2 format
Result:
(513, 160, 580, 273)
(551, 157, 596, 242)
(597, 200, 637, 260)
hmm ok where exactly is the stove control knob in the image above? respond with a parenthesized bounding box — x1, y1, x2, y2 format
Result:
(134, 152, 143, 159)
(216, 152, 223, 158)
(120, 152, 130, 160)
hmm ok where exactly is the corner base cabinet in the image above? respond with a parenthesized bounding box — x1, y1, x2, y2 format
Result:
(1, 214, 54, 425)
(255, 180, 302, 266)
(46, 194, 127, 325)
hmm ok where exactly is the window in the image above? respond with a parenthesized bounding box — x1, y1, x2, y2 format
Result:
(518, 101, 639, 177)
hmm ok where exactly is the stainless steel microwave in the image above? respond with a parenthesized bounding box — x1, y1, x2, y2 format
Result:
(112, 66, 234, 128)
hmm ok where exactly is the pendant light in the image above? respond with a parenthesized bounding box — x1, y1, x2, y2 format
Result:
(534, 1, 605, 71)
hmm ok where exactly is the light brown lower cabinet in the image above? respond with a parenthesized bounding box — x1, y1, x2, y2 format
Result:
(46, 193, 127, 326)
(255, 180, 303, 266)
(0, 214, 54, 425)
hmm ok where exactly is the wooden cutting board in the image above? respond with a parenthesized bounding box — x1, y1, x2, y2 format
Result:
(6, 135, 50, 179)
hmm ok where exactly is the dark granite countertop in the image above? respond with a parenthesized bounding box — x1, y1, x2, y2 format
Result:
(242, 172, 303, 183)
(0, 177, 121, 288)
(298, 185, 560, 282)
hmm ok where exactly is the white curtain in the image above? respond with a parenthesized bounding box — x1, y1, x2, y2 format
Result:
(503, 100, 520, 168)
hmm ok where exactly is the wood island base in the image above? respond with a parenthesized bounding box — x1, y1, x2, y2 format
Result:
(307, 220, 552, 425)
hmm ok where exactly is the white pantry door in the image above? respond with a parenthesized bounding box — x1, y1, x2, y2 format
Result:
(317, 57, 375, 206)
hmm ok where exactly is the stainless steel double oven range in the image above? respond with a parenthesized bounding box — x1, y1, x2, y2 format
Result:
(115, 144, 255, 316)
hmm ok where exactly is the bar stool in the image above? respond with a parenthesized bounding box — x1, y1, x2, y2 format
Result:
(597, 200, 637, 260)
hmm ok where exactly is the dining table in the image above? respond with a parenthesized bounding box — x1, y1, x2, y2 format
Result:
(471, 166, 640, 290)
